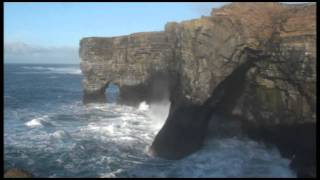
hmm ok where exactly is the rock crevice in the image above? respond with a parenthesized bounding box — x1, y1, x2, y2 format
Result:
(80, 2, 316, 177)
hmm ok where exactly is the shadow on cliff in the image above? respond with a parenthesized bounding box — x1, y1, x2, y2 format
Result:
(118, 71, 171, 107)
(150, 59, 256, 159)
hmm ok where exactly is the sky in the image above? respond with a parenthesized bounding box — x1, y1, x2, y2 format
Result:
(4, 2, 309, 64)
(4, 2, 230, 64)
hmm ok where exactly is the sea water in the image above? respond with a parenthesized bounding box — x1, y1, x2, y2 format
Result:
(4, 64, 296, 178)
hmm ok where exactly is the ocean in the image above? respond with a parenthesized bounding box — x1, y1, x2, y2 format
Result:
(4, 63, 296, 178)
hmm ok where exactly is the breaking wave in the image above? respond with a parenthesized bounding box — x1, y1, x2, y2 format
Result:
(21, 66, 81, 75)
(138, 101, 149, 111)
(24, 115, 53, 128)
(4, 64, 296, 177)
(5, 101, 296, 178)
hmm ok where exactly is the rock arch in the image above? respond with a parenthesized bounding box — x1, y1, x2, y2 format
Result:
(79, 3, 316, 177)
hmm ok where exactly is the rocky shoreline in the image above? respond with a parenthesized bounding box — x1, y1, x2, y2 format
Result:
(79, 2, 316, 178)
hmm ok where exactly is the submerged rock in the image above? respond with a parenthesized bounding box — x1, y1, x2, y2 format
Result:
(4, 168, 33, 178)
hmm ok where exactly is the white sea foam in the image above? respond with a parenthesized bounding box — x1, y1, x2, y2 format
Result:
(24, 115, 55, 128)
(145, 100, 170, 130)
(25, 119, 43, 127)
(25, 116, 49, 127)
(50, 130, 70, 139)
(46, 67, 81, 75)
(22, 66, 49, 70)
(137, 100, 170, 130)
(21, 66, 81, 75)
(138, 101, 149, 111)
(6, 102, 296, 178)
(172, 137, 296, 178)
(5, 63, 298, 177)
(100, 169, 124, 178)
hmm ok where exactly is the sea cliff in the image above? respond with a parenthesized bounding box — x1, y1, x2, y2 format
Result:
(79, 3, 316, 177)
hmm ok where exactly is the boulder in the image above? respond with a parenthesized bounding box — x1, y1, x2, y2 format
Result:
(4, 168, 33, 178)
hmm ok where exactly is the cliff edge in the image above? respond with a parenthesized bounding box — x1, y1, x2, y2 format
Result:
(80, 2, 316, 177)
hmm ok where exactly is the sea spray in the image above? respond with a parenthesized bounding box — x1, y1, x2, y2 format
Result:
(24, 115, 51, 128)
(5, 64, 297, 178)
(144, 100, 171, 130)
(137, 100, 171, 130)
(6, 101, 296, 178)
(138, 101, 149, 111)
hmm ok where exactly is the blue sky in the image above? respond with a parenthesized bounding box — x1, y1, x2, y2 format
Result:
(4, 2, 229, 64)
(4, 2, 309, 64)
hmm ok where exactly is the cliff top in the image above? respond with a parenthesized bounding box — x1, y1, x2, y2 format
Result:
(81, 2, 315, 45)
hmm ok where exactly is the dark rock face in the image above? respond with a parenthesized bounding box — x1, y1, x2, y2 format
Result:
(83, 87, 107, 104)
(242, 121, 316, 178)
(150, 104, 211, 159)
(79, 2, 316, 177)
(118, 71, 171, 106)
(150, 58, 257, 159)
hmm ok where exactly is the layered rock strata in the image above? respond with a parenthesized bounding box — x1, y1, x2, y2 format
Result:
(80, 2, 316, 177)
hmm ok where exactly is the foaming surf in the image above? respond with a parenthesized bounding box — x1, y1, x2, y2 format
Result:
(138, 101, 149, 111)
(4, 64, 296, 177)
(4, 65, 295, 177)
(24, 115, 51, 128)
(5, 102, 295, 177)
(5, 101, 296, 177)
(25, 118, 43, 127)
(20, 66, 81, 75)
(140, 100, 171, 130)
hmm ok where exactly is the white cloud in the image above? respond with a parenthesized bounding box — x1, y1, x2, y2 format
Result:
(4, 41, 79, 64)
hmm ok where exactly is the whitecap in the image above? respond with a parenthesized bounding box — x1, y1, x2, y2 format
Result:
(50, 130, 70, 139)
(138, 101, 149, 111)
(21, 66, 81, 75)
(104, 125, 115, 134)
(25, 118, 43, 127)
(22, 66, 47, 70)
(100, 169, 124, 178)
(6, 101, 297, 178)
(24, 115, 50, 128)
(47, 67, 81, 75)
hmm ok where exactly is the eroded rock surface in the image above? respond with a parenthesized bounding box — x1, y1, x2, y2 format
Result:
(80, 2, 316, 177)
(80, 32, 173, 105)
